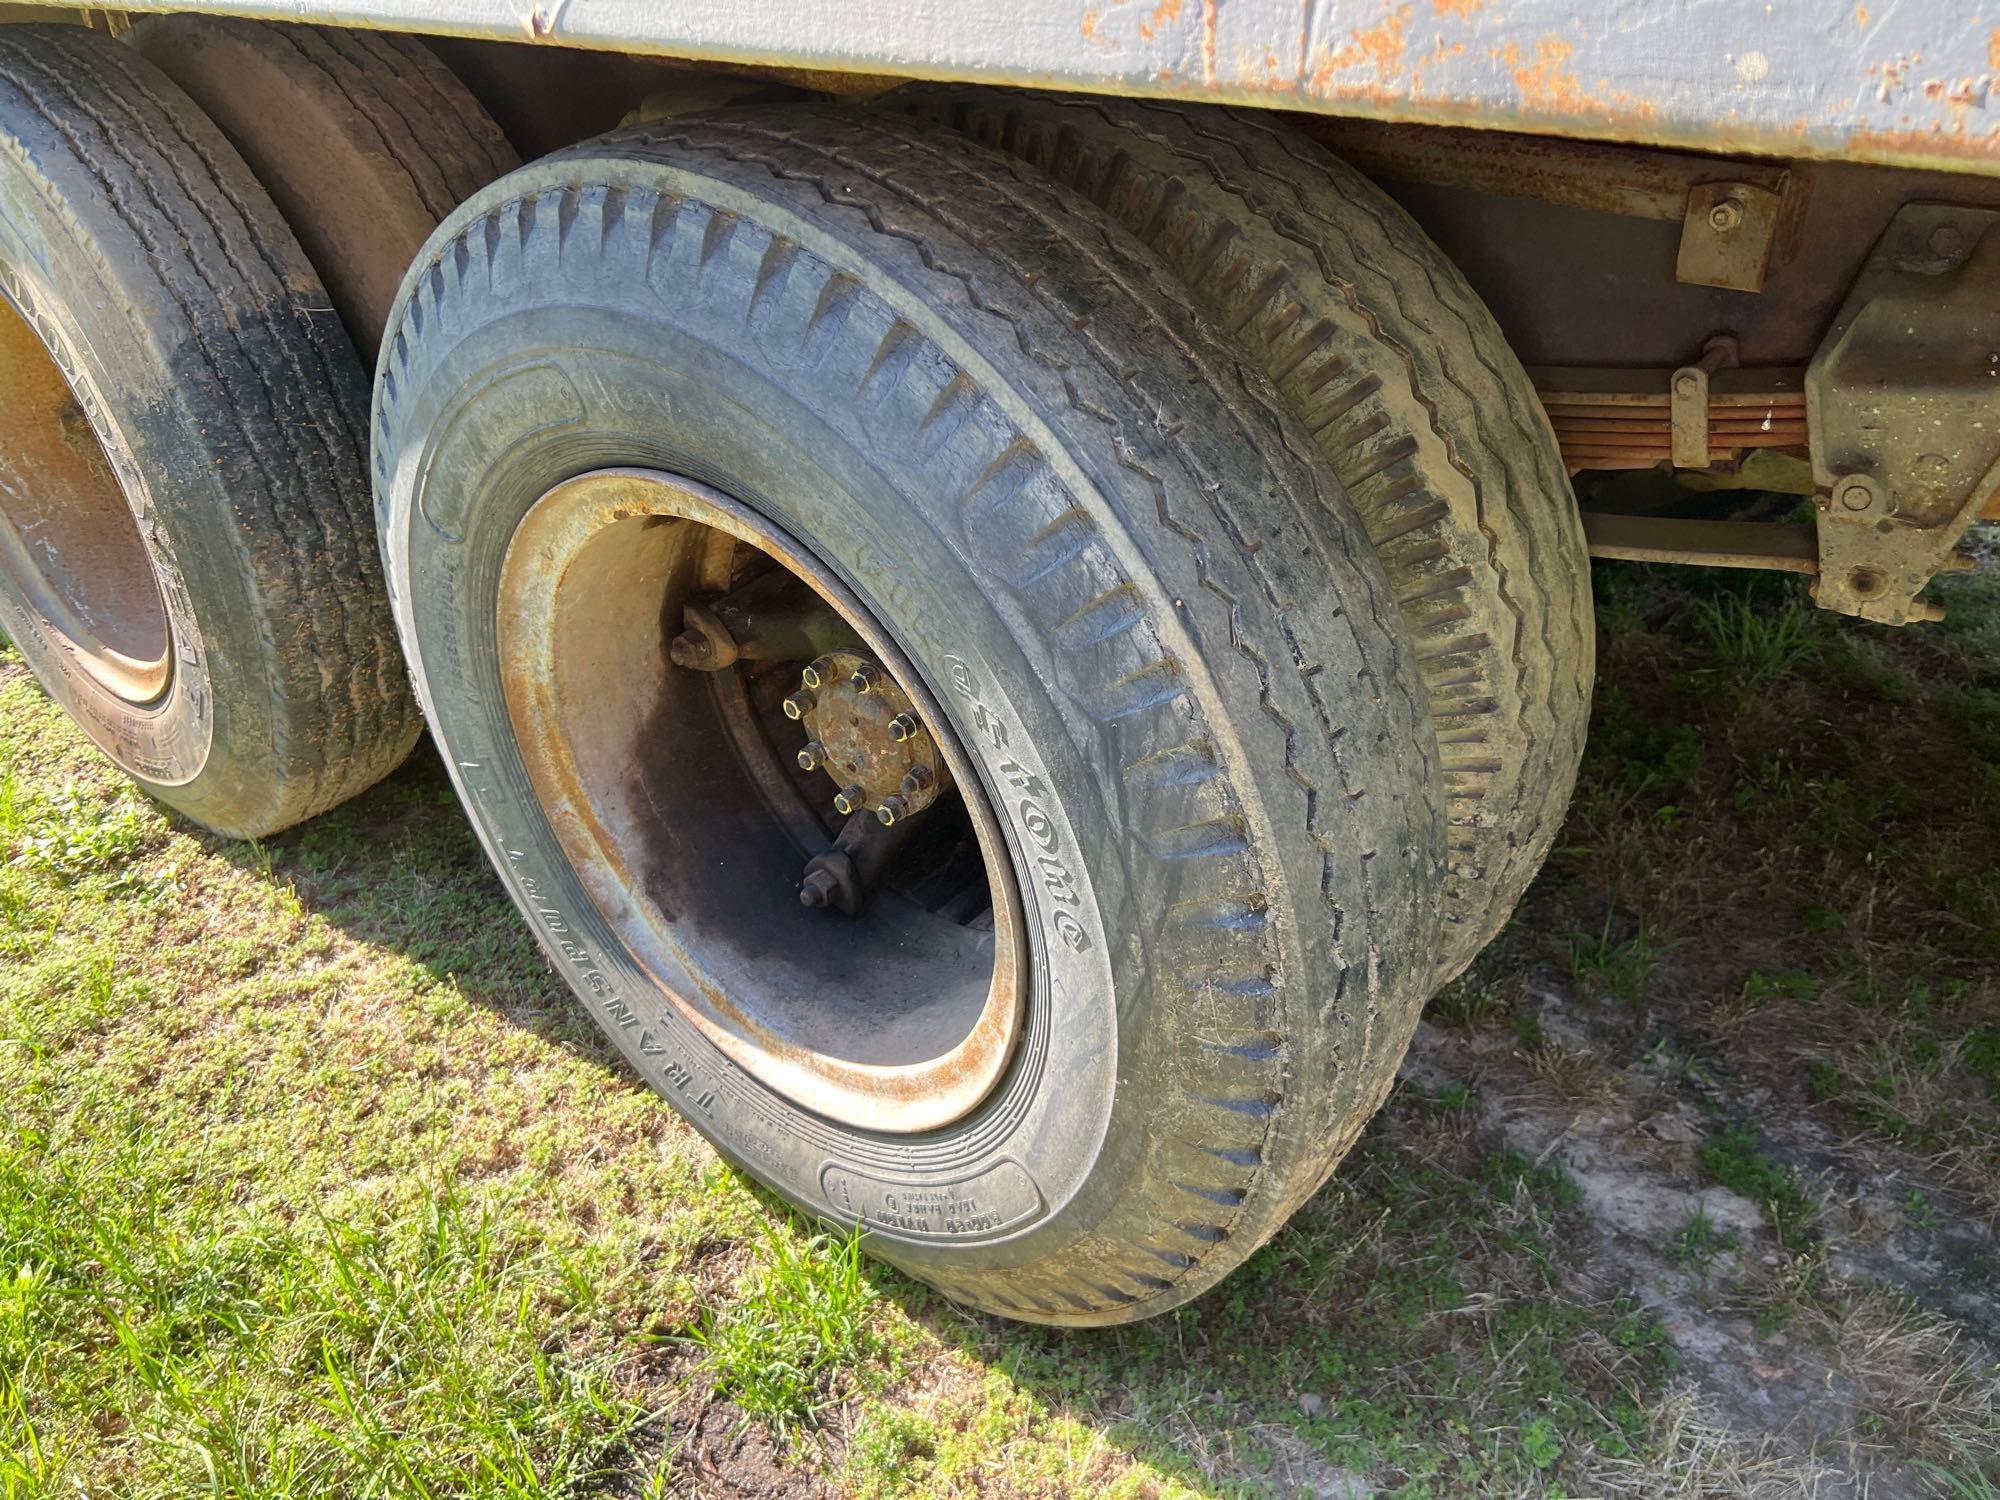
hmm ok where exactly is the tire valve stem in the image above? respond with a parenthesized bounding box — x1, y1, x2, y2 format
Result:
(833, 784, 865, 816)
(876, 795, 910, 827)
(782, 690, 814, 721)
(796, 740, 826, 771)
(887, 712, 919, 743)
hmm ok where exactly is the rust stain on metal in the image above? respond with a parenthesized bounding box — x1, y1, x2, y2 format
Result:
(1311, 3, 1412, 90)
(1492, 34, 1658, 122)
(1139, 0, 1183, 42)
(1990, 28, 2000, 70)
(495, 468, 1030, 1134)
(1431, 0, 1481, 15)
(1201, 0, 1219, 84)
(1846, 122, 2000, 165)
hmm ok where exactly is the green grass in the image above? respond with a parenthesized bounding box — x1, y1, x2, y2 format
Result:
(1562, 914, 1660, 1006)
(1698, 1123, 1818, 1244)
(0, 658, 1691, 1497)
(1686, 586, 1820, 691)
(1, 541, 1996, 1495)
(692, 1218, 883, 1436)
(1669, 1205, 1738, 1275)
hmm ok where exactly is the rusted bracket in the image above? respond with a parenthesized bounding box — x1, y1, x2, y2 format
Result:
(1806, 202, 2000, 626)
(1676, 182, 1786, 293)
(1300, 121, 1801, 292)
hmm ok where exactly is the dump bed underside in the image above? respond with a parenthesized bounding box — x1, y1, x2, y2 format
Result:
(60, 0, 2000, 177)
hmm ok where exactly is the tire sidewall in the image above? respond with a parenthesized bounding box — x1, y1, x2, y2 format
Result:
(384, 300, 1149, 1283)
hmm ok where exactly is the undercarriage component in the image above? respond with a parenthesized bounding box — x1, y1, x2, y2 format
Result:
(667, 565, 854, 670)
(1533, 365, 1808, 474)
(1303, 119, 1804, 293)
(789, 647, 952, 830)
(1806, 203, 2000, 625)
(798, 810, 919, 916)
(1580, 515, 1817, 574)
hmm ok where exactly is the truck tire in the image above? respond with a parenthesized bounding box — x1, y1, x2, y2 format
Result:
(374, 107, 1445, 1322)
(0, 25, 420, 837)
(131, 16, 518, 359)
(890, 89, 1594, 979)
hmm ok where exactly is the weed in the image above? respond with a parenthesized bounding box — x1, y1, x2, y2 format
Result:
(1429, 968, 1516, 1031)
(1699, 1124, 1817, 1243)
(1672, 1205, 1739, 1274)
(691, 1216, 880, 1436)
(6, 781, 152, 885)
(1688, 587, 1819, 689)
(1903, 1189, 1943, 1233)
(1564, 914, 1660, 1005)
(1738, 969, 1816, 1008)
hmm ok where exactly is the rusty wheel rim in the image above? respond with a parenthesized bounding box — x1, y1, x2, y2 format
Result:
(0, 294, 170, 704)
(497, 469, 1028, 1133)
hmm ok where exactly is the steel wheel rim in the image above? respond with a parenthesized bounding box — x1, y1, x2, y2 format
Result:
(0, 293, 171, 704)
(496, 468, 1028, 1133)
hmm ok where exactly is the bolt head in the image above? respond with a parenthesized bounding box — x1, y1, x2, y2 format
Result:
(668, 631, 712, 668)
(876, 796, 909, 827)
(1929, 223, 1966, 259)
(1707, 198, 1744, 233)
(848, 662, 878, 693)
(1672, 371, 1701, 399)
(801, 663, 823, 690)
(833, 785, 864, 816)
(796, 741, 823, 771)
(900, 765, 934, 796)
(782, 691, 813, 721)
(888, 713, 919, 743)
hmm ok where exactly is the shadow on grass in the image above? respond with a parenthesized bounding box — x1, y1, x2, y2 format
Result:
(130, 548, 2000, 1494)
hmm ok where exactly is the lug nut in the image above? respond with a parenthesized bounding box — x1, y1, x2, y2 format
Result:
(833, 784, 865, 816)
(900, 765, 934, 796)
(782, 691, 814, 721)
(887, 712, 919, 743)
(799, 868, 837, 908)
(801, 662, 825, 690)
(848, 662, 879, 694)
(876, 795, 911, 827)
(796, 740, 826, 771)
(1707, 197, 1744, 233)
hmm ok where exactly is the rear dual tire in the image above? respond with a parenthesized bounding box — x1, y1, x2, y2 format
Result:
(374, 108, 1446, 1321)
(0, 25, 418, 837)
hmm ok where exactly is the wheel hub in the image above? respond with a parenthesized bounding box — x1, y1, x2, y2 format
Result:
(495, 468, 1027, 1134)
(790, 647, 953, 829)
